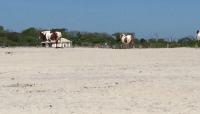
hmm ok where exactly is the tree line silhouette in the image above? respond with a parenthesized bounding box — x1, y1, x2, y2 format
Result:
(0, 26, 199, 48)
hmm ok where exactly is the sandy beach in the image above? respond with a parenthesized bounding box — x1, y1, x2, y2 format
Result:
(0, 47, 200, 114)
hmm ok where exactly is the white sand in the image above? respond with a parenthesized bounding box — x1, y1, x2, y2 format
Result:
(0, 47, 200, 114)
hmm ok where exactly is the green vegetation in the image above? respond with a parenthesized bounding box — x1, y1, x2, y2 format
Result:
(0, 25, 199, 48)
(0, 26, 40, 47)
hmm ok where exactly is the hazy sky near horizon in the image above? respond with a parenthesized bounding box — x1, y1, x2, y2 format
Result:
(0, 0, 200, 38)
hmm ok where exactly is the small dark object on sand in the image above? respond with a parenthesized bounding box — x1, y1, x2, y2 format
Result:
(5, 51, 14, 55)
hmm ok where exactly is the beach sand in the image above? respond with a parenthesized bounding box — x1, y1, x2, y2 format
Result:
(0, 47, 200, 114)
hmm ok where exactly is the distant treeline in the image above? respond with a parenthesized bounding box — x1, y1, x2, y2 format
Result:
(0, 25, 199, 48)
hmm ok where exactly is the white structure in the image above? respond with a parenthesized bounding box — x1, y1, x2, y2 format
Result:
(52, 38, 72, 48)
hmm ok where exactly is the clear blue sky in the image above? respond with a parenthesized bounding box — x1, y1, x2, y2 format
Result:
(0, 0, 200, 38)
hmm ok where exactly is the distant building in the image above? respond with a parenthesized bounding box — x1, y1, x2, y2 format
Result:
(41, 38, 72, 48)
(52, 38, 72, 48)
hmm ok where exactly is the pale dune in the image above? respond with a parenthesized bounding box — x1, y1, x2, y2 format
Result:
(0, 47, 200, 114)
